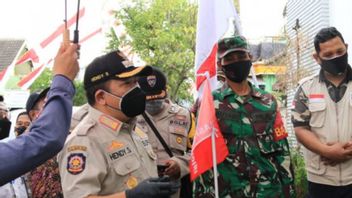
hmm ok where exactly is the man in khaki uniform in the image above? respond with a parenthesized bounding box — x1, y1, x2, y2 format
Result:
(137, 67, 195, 197)
(58, 51, 179, 198)
(70, 103, 89, 132)
(292, 27, 352, 198)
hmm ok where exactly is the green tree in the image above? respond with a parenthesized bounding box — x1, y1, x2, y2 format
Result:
(30, 68, 87, 106)
(29, 68, 52, 92)
(107, 0, 197, 103)
(73, 81, 87, 106)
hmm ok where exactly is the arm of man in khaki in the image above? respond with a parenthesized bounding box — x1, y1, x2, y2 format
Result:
(164, 111, 195, 179)
(58, 135, 108, 198)
(292, 86, 352, 163)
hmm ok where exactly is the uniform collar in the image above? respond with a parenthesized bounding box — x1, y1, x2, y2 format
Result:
(149, 98, 174, 120)
(219, 81, 264, 101)
(88, 106, 136, 135)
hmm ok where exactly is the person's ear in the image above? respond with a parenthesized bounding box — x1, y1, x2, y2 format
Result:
(29, 110, 36, 121)
(95, 90, 107, 105)
(313, 52, 321, 65)
(249, 53, 253, 61)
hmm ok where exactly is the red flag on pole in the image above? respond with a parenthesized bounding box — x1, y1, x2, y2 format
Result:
(190, 79, 228, 181)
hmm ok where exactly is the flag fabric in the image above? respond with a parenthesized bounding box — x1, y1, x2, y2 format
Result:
(15, 49, 39, 65)
(190, 79, 229, 181)
(0, 67, 9, 82)
(40, 7, 86, 48)
(79, 27, 102, 44)
(17, 59, 52, 90)
(194, 0, 240, 94)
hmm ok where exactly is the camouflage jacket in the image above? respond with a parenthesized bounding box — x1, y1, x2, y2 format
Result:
(194, 84, 295, 198)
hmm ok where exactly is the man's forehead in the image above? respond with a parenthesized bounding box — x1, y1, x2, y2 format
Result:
(319, 37, 345, 50)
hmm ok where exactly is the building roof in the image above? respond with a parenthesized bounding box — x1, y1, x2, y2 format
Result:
(0, 39, 25, 72)
(250, 42, 286, 62)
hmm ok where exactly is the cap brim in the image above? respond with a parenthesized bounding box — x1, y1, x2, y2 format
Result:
(146, 90, 167, 100)
(38, 87, 50, 100)
(116, 66, 152, 78)
(219, 48, 249, 59)
(26, 87, 49, 113)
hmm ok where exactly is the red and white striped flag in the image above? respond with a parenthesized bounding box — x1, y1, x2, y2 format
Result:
(15, 49, 39, 65)
(17, 59, 53, 90)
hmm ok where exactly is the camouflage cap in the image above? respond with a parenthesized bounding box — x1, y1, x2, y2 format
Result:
(217, 35, 249, 59)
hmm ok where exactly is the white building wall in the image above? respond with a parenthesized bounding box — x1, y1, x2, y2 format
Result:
(285, 0, 329, 146)
(330, 0, 352, 63)
(286, 0, 352, 147)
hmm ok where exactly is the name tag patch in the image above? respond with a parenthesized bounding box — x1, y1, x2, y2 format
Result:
(109, 147, 132, 161)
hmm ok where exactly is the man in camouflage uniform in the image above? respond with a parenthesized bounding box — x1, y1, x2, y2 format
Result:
(292, 27, 352, 198)
(193, 34, 295, 198)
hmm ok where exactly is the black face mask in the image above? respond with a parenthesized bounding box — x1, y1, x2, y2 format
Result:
(222, 60, 252, 83)
(0, 119, 11, 140)
(104, 86, 146, 118)
(15, 126, 27, 136)
(320, 53, 349, 76)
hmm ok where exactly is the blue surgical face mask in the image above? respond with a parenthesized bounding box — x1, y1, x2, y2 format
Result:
(145, 99, 165, 115)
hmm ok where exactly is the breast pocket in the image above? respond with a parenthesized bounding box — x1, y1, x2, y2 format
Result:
(168, 126, 187, 152)
(256, 129, 282, 154)
(308, 102, 326, 128)
(113, 154, 141, 176)
(304, 149, 326, 175)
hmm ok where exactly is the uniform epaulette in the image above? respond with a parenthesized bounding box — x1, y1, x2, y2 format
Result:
(72, 104, 89, 121)
(297, 74, 318, 87)
(168, 104, 180, 114)
(76, 118, 97, 136)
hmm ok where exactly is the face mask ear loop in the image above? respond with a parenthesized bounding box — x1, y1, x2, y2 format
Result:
(101, 89, 122, 111)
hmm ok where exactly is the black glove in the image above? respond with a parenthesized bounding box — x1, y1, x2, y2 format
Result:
(125, 176, 180, 198)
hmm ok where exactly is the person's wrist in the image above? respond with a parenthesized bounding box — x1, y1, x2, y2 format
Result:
(320, 144, 332, 159)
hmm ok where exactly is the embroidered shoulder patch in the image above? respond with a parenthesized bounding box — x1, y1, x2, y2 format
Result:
(273, 111, 288, 142)
(67, 153, 86, 175)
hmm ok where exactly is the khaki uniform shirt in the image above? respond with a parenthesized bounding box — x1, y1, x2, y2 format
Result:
(294, 74, 352, 186)
(70, 103, 89, 132)
(136, 99, 193, 178)
(58, 106, 157, 198)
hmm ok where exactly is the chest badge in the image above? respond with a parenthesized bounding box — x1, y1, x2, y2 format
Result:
(176, 136, 183, 144)
(126, 176, 138, 189)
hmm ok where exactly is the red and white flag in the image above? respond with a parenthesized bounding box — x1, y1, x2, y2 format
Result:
(17, 59, 52, 90)
(15, 49, 39, 65)
(195, 0, 241, 96)
(190, 79, 228, 181)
